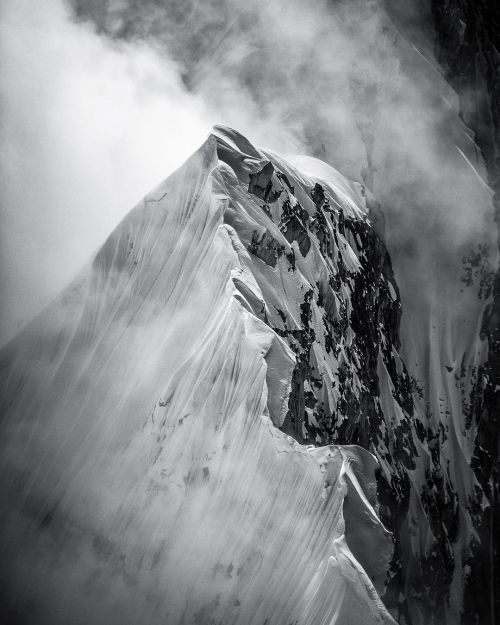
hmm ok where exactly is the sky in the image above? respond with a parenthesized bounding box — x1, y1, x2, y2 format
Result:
(0, 0, 495, 354)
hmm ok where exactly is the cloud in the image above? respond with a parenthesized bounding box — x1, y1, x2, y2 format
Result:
(0, 0, 213, 344)
(0, 0, 496, 361)
(66, 0, 496, 364)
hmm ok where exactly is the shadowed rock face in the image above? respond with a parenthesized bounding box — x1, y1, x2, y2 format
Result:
(428, 3, 500, 623)
(218, 126, 496, 625)
(229, 132, 468, 625)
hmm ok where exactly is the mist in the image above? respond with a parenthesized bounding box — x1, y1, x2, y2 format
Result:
(0, 0, 213, 344)
(0, 0, 496, 367)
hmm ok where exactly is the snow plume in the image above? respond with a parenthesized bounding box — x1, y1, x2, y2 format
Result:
(1, 0, 496, 362)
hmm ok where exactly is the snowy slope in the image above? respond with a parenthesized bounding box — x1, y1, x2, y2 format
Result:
(0, 129, 397, 625)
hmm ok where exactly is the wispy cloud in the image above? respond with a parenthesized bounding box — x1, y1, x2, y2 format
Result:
(0, 0, 495, 353)
(0, 0, 212, 343)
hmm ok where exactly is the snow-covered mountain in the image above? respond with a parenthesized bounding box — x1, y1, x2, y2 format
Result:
(0, 127, 492, 625)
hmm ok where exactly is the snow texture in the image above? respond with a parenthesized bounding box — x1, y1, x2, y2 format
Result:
(0, 128, 396, 625)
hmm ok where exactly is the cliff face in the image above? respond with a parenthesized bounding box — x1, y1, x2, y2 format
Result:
(429, 3, 500, 623)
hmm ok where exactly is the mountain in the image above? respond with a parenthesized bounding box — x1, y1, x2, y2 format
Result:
(0, 126, 493, 625)
(0, 127, 397, 625)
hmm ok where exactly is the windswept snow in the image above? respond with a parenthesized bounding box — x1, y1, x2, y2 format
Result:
(0, 129, 396, 624)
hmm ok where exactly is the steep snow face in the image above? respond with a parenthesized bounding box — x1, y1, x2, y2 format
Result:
(0, 130, 397, 625)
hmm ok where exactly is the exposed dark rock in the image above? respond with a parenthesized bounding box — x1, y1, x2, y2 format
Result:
(279, 199, 311, 257)
(249, 230, 285, 267)
(429, 3, 500, 622)
(248, 161, 282, 204)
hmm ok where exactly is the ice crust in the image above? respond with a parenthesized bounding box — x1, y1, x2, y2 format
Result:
(0, 128, 396, 624)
